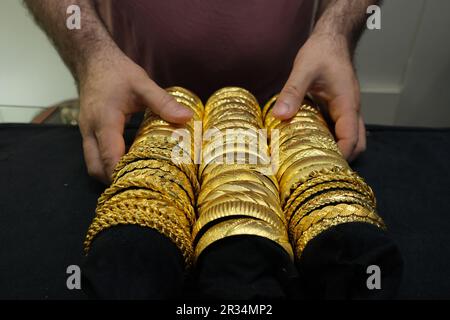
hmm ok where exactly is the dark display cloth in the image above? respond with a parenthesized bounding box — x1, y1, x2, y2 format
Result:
(0, 123, 449, 299)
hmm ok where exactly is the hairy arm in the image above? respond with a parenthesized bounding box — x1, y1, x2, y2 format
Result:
(23, 0, 118, 82)
(315, 0, 382, 53)
(24, 0, 192, 183)
(273, 0, 381, 161)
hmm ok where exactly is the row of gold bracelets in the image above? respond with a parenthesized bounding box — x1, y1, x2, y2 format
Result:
(263, 96, 386, 259)
(193, 87, 293, 261)
(84, 87, 204, 267)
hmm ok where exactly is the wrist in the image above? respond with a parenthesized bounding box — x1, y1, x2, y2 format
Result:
(76, 43, 125, 83)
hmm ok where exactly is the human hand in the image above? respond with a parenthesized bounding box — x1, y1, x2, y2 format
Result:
(78, 52, 193, 184)
(272, 33, 365, 161)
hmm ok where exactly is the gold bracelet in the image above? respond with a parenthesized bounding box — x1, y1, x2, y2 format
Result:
(96, 188, 196, 226)
(198, 190, 282, 218)
(285, 181, 376, 223)
(284, 166, 371, 209)
(197, 180, 279, 207)
(279, 158, 350, 205)
(205, 103, 261, 122)
(201, 166, 278, 192)
(115, 167, 195, 203)
(293, 204, 385, 259)
(277, 148, 343, 180)
(193, 201, 286, 242)
(198, 170, 279, 203)
(195, 217, 293, 262)
(279, 136, 341, 156)
(289, 190, 376, 236)
(204, 109, 261, 129)
(98, 172, 195, 218)
(115, 149, 199, 191)
(113, 159, 185, 184)
(85, 200, 194, 267)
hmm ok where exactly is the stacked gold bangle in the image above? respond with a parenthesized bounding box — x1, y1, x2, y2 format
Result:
(83, 86, 387, 269)
(84, 87, 204, 267)
(263, 95, 386, 260)
(193, 87, 294, 261)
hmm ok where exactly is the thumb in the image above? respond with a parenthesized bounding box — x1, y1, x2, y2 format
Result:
(272, 66, 314, 120)
(95, 111, 126, 182)
(135, 78, 193, 124)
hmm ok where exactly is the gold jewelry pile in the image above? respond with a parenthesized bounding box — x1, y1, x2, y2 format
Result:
(263, 95, 385, 259)
(84, 87, 204, 267)
(84, 87, 386, 268)
(194, 87, 293, 261)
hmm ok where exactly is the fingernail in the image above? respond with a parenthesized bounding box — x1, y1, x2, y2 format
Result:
(273, 102, 290, 117)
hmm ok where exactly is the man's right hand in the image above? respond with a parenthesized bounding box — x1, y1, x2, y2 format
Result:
(24, 0, 193, 184)
(78, 52, 193, 184)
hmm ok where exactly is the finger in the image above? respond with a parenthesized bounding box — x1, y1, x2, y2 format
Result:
(135, 78, 193, 124)
(272, 65, 315, 120)
(82, 135, 109, 184)
(349, 115, 367, 162)
(94, 112, 126, 182)
(329, 96, 359, 160)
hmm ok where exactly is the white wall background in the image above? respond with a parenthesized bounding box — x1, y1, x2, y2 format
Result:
(0, 0, 449, 126)
(0, 0, 77, 122)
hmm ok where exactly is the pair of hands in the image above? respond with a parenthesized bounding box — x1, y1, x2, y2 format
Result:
(79, 34, 365, 184)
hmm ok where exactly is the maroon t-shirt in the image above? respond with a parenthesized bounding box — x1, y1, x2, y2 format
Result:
(95, 0, 315, 104)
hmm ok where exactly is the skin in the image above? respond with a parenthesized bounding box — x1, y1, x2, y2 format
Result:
(273, 0, 381, 161)
(24, 0, 378, 184)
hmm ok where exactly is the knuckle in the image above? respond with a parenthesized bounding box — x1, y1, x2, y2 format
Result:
(87, 166, 103, 180)
(283, 84, 303, 100)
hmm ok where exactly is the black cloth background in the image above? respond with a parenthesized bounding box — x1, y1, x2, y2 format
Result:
(0, 123, 449, 299)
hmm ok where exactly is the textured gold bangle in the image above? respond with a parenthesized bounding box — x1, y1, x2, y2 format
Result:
(293, 204, 385, 259)
(198, 190, 282, 217)
(271, 129, 334, 148)
(266, 113, 328, 132)
(205, 103, 261, 122)
(289, 189, 376, 236)
(193, 201, 286, 242)
(96, 188, 195, 226)
(199, 150, 271, 178)
(285, 181, 376, 222)
(204, 117, 262, 132)
(201, 140, 264, 161)
(279, 158, 350, 202)
(97, 181, 195, 227)
(98, 171, 195, 220)
(276, 121, 329, 135)
(279, 136, 341, 155)
(116, 167, 194, 202)
(113, 162, 195, 200)
(166, 86, 204, 111)
(98, 197, 191, 231)
(204, 109, 261, 129)
(113, 158, 182, 182)
(198, 170, 279, 203)
(201, 166, 278, 191)
(198, 181, 279, 210)
(195, 218, 293, 262)
(200, 163, 274, 184)
(84, 199, 194, 267)
(116, 148, 199, 191)
(206, 88, 259, 109)
(277, 148, 343, 180)
(272, 128, 334, 146)
(262, 94, 278, 121)
(284, 166, 371, 209)
(294, 203, 385, 237)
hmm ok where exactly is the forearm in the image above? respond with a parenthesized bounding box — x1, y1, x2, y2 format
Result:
(314, 0, 381, 53)
(24, 0, 119, 81)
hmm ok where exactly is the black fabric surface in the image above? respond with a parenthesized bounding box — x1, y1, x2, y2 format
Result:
(0, 123, 449, 299)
